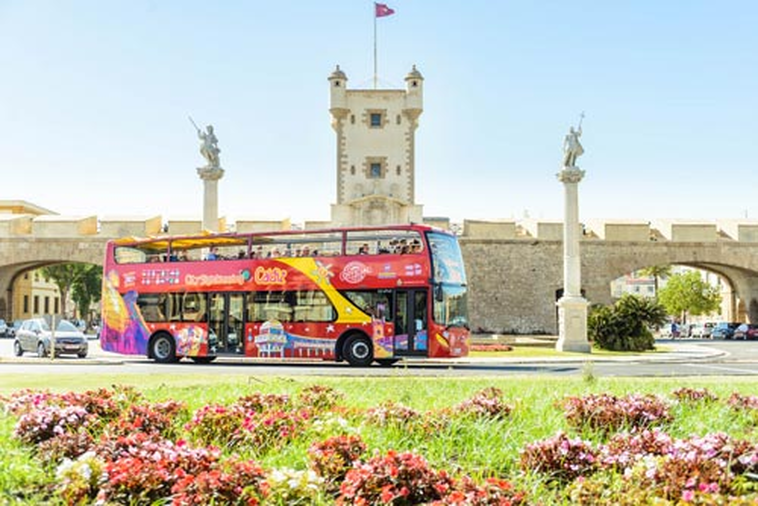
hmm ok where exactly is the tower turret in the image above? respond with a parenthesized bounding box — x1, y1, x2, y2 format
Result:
(403, 65, 424, 120)
(328, 65, 348, 126)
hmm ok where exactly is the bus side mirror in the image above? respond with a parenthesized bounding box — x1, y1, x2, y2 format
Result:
(434, 285, 443, 302)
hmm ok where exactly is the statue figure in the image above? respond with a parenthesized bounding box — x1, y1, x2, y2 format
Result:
(562, 116, 584, 168)
(190, 117, 221, 168)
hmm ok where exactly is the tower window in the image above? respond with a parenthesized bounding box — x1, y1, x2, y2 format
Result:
(370, 113, 382, 127)
(396, 165, 401, 175)
(396, 115, 401, 125)
(350, 165, 356, 175)
(364, 157, 387, 179)
(334, 81, 341, 87)
(411, 80, 418, 87)
(350, 115, 355, 124)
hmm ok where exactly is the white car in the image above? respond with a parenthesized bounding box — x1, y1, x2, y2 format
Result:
(689, 322, 715, 339)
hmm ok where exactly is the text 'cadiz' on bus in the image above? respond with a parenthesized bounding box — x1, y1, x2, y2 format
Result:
(100, 224, 469, 366)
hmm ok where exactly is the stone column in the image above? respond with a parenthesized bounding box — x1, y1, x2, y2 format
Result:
(556, 167, 591, 353)
(196, 167, 224, 232)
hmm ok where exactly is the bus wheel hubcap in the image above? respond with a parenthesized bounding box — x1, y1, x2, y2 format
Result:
(353, 342, 369, 358)
(155, 339, 169, 358)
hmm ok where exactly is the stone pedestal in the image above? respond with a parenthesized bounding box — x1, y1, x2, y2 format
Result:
(556, 166, 591, 353)
(197, 167, 224, 232)
(556, 296, 591, 352)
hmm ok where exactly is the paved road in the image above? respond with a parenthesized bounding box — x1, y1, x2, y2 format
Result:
(1, 337, 758, 378)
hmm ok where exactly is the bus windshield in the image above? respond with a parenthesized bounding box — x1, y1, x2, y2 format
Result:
(427, 232, 466, 284)
(433, 284, 468, 328)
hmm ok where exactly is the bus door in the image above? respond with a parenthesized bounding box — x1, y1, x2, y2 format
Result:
(393, 289, 428, 356)
(208, 293, 245, 354)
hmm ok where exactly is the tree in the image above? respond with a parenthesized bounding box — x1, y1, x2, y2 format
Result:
(657, 270, 721, 323)
(39, 263, 95, 318)
(71, 265, 101, 324)
(588, 294, 668, 352)
(639, 265, 672, 298)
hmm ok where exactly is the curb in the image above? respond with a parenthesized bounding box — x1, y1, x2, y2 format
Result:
(0, 357, 125, 365)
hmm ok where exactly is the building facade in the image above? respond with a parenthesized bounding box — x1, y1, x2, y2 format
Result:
(328, 65, 424, 226)
(12, 270, 61, 320)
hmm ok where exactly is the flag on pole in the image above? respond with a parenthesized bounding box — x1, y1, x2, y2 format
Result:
(375, 2, 395, 18)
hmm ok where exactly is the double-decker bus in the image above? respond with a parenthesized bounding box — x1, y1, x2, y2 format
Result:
(100, 224, 468, 366)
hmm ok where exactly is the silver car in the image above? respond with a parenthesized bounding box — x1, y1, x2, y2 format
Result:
(13, 318, 88, 358)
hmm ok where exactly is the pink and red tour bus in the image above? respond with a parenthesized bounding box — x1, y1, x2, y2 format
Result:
(100, 224, 469, 366)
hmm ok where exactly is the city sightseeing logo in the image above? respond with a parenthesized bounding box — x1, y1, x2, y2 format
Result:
(340, 261, 371, 284)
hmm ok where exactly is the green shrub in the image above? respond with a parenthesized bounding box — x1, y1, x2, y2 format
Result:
(588, 294, 666, 351)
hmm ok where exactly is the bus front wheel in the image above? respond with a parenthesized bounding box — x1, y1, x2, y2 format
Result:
(150, 334, 178, 364)
(343, 333, 373, 367)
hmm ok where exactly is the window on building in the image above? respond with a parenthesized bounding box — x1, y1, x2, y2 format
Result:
(23, 295, 29, 313)
(44, 296, 50, 314)
(370, 163, 382, 178)
(350, 165, 356, 175)
(34, 296, 39, 314)
(396, 165, 401, 175)
(24, 273, 28, 280)
(370, 113, 382, 127)
(54, 298, 59, 314)
(396, 114, 401, 125)
(350, 115, 355, 124)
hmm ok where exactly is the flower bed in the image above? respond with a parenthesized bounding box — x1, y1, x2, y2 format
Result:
(1, 383, 757, 504)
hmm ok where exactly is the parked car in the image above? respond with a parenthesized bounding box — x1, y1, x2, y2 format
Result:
(733, 323, 758, 341)
(13, 318, 88, 358)
(689, 322, 716, 338)
(9, 319, 23, 338)
(0, 319, 7, 338)
(711, 322, 741, 340)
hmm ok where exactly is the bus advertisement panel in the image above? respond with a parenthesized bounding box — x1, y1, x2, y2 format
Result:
(100, 225, 469, 366)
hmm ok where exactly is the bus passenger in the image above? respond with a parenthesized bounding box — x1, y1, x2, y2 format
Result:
(358, 243, 370, 255)
(206, 247, 220, 260)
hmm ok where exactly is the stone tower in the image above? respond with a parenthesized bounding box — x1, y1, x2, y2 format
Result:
(328, 65, 424, 226)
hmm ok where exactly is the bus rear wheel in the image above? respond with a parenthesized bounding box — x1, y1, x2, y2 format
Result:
(343, 333, 373, 367)
(150, 334, 178, 364)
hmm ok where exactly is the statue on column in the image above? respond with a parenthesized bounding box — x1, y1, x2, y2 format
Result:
(190, 117, 221, 169)
(562, 114, 584, 168)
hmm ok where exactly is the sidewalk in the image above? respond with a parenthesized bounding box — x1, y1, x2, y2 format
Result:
(451, 334, 727, 364)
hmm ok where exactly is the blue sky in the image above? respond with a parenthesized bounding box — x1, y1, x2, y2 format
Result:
(1, 1, 756, 224)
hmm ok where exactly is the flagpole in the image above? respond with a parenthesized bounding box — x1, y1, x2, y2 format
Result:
(373, 5, 378, 89)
